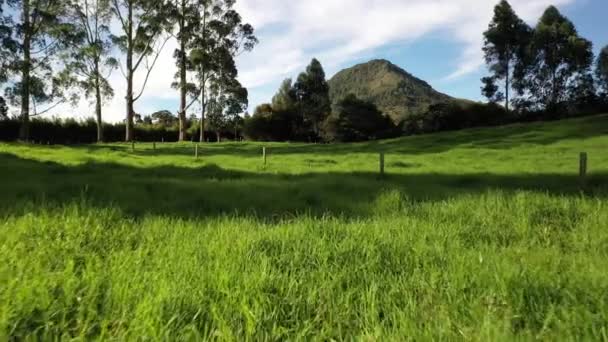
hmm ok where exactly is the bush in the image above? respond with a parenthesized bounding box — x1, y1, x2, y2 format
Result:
(243, 104, 304, 142)
(321, 94, 398, 142)
(402, 100, 510, 134)
(0, 117, 239, 144)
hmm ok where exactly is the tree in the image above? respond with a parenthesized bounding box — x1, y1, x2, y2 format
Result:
(133, 112, 143, 124)
(522, 6, 593, 113)
(321, 94, 396, 142)
(206, 73, 247, 142)
(150, 109, 177, 127)
(223, 80, 247, 141)
(0, 96, 7, 119)
(482, 0, 531, 112)
(270, 78, 304, 140)
(293, 58, 330, 139)
(597, 46, 608, 97)
(567, 72, 596, 112)
(271, 78, 296, 111)
(481, 76, 503, 104)
(143, 114, 152, 124)
(63, 0, 117, 142)
(0, 0, 16, 85)
(188, 1, 256, 142)
(243, 103, 294, 141)
(3, 0, 76, 141)
(111, 0, 171, 141)
(169, 0, 198, 141)
(0, 0, 12, 121)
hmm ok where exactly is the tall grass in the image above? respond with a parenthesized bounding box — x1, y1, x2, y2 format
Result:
(0, 114, 607, 340)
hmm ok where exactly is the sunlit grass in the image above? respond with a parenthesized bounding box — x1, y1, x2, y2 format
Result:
(1, 114, 607, 339)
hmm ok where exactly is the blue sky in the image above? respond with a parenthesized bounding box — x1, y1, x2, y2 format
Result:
(41, 0, 608, 122)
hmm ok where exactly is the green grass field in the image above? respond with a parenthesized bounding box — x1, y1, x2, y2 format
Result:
(1, 115, 608, 340)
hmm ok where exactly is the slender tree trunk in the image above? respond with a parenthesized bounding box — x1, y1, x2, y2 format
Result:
(199, 74, 205, 143)
(505, 60, 509, 113)
(19, 0, 31, 141)
(177, 7, 187, 141)
(199, 101, 205, 142)
(216, 130, 220, 142)
(125, 3, 134, 142)
(94, 62, 104, 142)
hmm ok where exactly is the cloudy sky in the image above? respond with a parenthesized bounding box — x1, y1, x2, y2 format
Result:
(44, 0, 608, 122)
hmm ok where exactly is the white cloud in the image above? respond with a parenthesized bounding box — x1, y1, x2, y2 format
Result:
(43, 0, 575, 122)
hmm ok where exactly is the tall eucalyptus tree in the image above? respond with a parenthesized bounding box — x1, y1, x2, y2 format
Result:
(111, 0, 171, 141)
(3, 0, 76, 140)
(188, 1, 256, 142)
(63, 0, 117, 141)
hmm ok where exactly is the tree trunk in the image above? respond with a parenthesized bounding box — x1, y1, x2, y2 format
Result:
(125, 2, 134, 142)
(216, 130, 220, 142)
(199, 79, 205, 143)
(94, 59, 104, 142)
(505, 60, 509, 113)
(199, 102, 205, 143)
(177, 9, 187, 141)
(19, 0, 31, 141)
(125, 64, 134, 141)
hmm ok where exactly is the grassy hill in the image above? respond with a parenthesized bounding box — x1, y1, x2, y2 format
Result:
(328, 59, 453, 122)
(1, 114, 607, 339)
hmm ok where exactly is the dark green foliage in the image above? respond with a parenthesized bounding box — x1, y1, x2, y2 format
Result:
(0, 117, 236, 143)
(518, 6, 594, 114)
(3, 0, 80, 140)
(0, 0, 16, 85)
(0, 96, 7, 119)
(242, 104, 297, 141)
(150, 110, 178, 127)
(187, 0, 257, 142)
(481, 76, 503, 104)
(567, 72, 598, 114)
(245, 65, 332, 142)
(481, 0, 531, 111)
(321, 94, 398, 142)
(294, 58, 331, 137)
(328, 59, 451, 122)
(403, 100, 509, 134)
(271, 78, 297, 111)
(63, 0, 117, 142)
(597, 46, 608, 97)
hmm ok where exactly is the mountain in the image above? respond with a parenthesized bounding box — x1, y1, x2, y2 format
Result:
(328, 59, 452, 122)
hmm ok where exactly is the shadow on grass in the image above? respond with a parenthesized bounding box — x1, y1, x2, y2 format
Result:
(1, 152, 606, 220)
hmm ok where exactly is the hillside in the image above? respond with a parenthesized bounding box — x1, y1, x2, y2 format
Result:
(328, 59, 452, 122)
(1, 114, 607, 340)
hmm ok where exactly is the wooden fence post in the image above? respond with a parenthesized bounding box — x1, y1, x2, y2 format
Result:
(379, 152, 385, 176)
(263, 147, 267, 165)
(579, 152, 587, 187)
(195, 144, 199, 159)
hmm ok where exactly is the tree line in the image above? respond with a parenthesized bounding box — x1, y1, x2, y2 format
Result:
(243, 1, 608, 143)
(0, 0, 257, 142)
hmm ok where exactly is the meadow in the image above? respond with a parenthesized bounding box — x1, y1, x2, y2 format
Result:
(1, 114, 608, 340)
